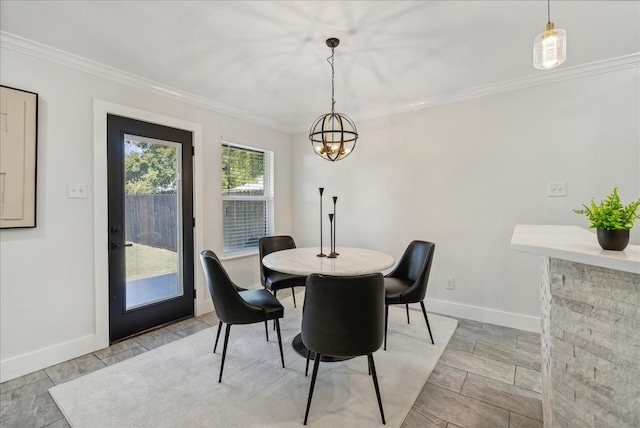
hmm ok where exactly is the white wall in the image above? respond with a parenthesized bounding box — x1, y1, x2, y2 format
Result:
(0, 47, 294, 382)
(292, 67, 640, 331)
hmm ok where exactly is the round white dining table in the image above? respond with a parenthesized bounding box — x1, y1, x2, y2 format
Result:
(262, 246, 395, 361)
(262, 247, 394, 277)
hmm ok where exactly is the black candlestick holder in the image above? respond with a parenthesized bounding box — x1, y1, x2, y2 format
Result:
(327, 213, 337, 258)
(317, 187, 326, 257)
(329, 196, 339, 257)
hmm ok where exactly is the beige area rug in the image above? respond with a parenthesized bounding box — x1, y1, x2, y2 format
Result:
(50, 293, 457, 428)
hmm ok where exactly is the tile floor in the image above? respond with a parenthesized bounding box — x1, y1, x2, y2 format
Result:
(403, 317, 543, 428)
(1, 292, 542, 428)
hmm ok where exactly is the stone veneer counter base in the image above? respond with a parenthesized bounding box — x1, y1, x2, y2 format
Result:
(512, 225, 640, 428)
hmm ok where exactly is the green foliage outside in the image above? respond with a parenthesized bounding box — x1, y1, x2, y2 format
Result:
(574, 187, 640, 230)
(125, 142, 265, 195)
(222, 145, 264, 194)
(125, 140, 177, 194)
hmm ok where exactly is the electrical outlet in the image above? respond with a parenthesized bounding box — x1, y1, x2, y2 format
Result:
(548, 182, 567, 197)
(446, 277, 455, 290)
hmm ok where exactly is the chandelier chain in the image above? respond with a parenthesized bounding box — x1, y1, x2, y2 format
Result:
(308, 37, 358, 161)
(327, 47, 336, 114)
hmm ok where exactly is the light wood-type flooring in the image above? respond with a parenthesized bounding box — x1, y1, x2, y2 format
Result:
(1, 291, 542, 428)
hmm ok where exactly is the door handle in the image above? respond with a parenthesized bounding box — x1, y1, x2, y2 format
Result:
(110, 241, 133, 250)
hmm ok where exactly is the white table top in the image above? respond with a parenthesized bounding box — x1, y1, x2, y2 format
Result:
(511, 225, 640, 274)
(262, 247, 395, 276)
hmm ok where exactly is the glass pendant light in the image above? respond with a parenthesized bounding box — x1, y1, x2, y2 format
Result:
(533, 0, 566, 70)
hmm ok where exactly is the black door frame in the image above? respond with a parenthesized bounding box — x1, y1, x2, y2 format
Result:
(107, 114, 194, 342)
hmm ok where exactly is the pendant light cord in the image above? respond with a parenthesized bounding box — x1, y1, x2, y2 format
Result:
(327, 47, 336, 114)
(547, 0, 551, 24)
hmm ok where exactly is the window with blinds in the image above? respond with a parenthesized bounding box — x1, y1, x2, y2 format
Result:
(221, 142, 274, 256)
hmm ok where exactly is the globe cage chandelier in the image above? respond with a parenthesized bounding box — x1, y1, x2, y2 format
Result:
(533, 0, 566, 70)
(309, 38, 358, 162)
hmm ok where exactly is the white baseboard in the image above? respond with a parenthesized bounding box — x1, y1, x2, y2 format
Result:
(424, 298, 541, 333)
(2, 292, 216, 383)
(2, 296, 215, 383)
(196, 297, 214, 316)
(0, 333, 108, 383)
(1, 294, 539, 383)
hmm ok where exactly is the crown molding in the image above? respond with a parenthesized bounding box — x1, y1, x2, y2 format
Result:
(343, 53, 640, 129)
(3, 31, 637, 135)
(0, 31, 293, 133)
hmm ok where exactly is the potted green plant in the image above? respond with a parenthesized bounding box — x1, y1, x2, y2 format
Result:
(573, 187, 640, 250)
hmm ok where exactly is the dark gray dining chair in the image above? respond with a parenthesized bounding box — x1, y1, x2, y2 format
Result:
(200, 250, 285, 383)
(384, 240, 436, 350)
(301, 273, 386, 425)
(259, 235, 307, 308)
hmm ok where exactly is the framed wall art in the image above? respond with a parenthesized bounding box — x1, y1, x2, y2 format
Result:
(0, 85, 38, 229)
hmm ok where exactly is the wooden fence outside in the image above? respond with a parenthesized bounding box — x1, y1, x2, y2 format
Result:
(125, 194, 177, 251)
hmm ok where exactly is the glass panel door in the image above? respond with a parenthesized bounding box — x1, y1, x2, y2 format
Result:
(107, 114, 194, 342)
(123, 135, 183, 309)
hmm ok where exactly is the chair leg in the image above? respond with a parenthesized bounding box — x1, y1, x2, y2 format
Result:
(406, 304, 410, 324)
(273, 289, 277, 299)
(291, 287, 297, 308)
(305, 349, 310, 376)
(275, 318, 285, 368)
(213, 321, 223, 353)
(367, 354, 386, 425)
(384, 305, 389, 351)
(273, 290, 278, 331)
(264, 320, 269, 342)
(420, 301, 435, 345)
(219, 324, 231, 383)
(304, 354, 322, 425)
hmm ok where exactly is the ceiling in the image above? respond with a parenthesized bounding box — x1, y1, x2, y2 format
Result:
(1, 1, 638, 132)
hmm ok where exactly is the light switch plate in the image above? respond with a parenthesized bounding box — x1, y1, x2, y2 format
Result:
(67, 183, 87, 199)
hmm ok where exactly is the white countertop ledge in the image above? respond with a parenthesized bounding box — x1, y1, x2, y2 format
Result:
(511, 225, 640, 274)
